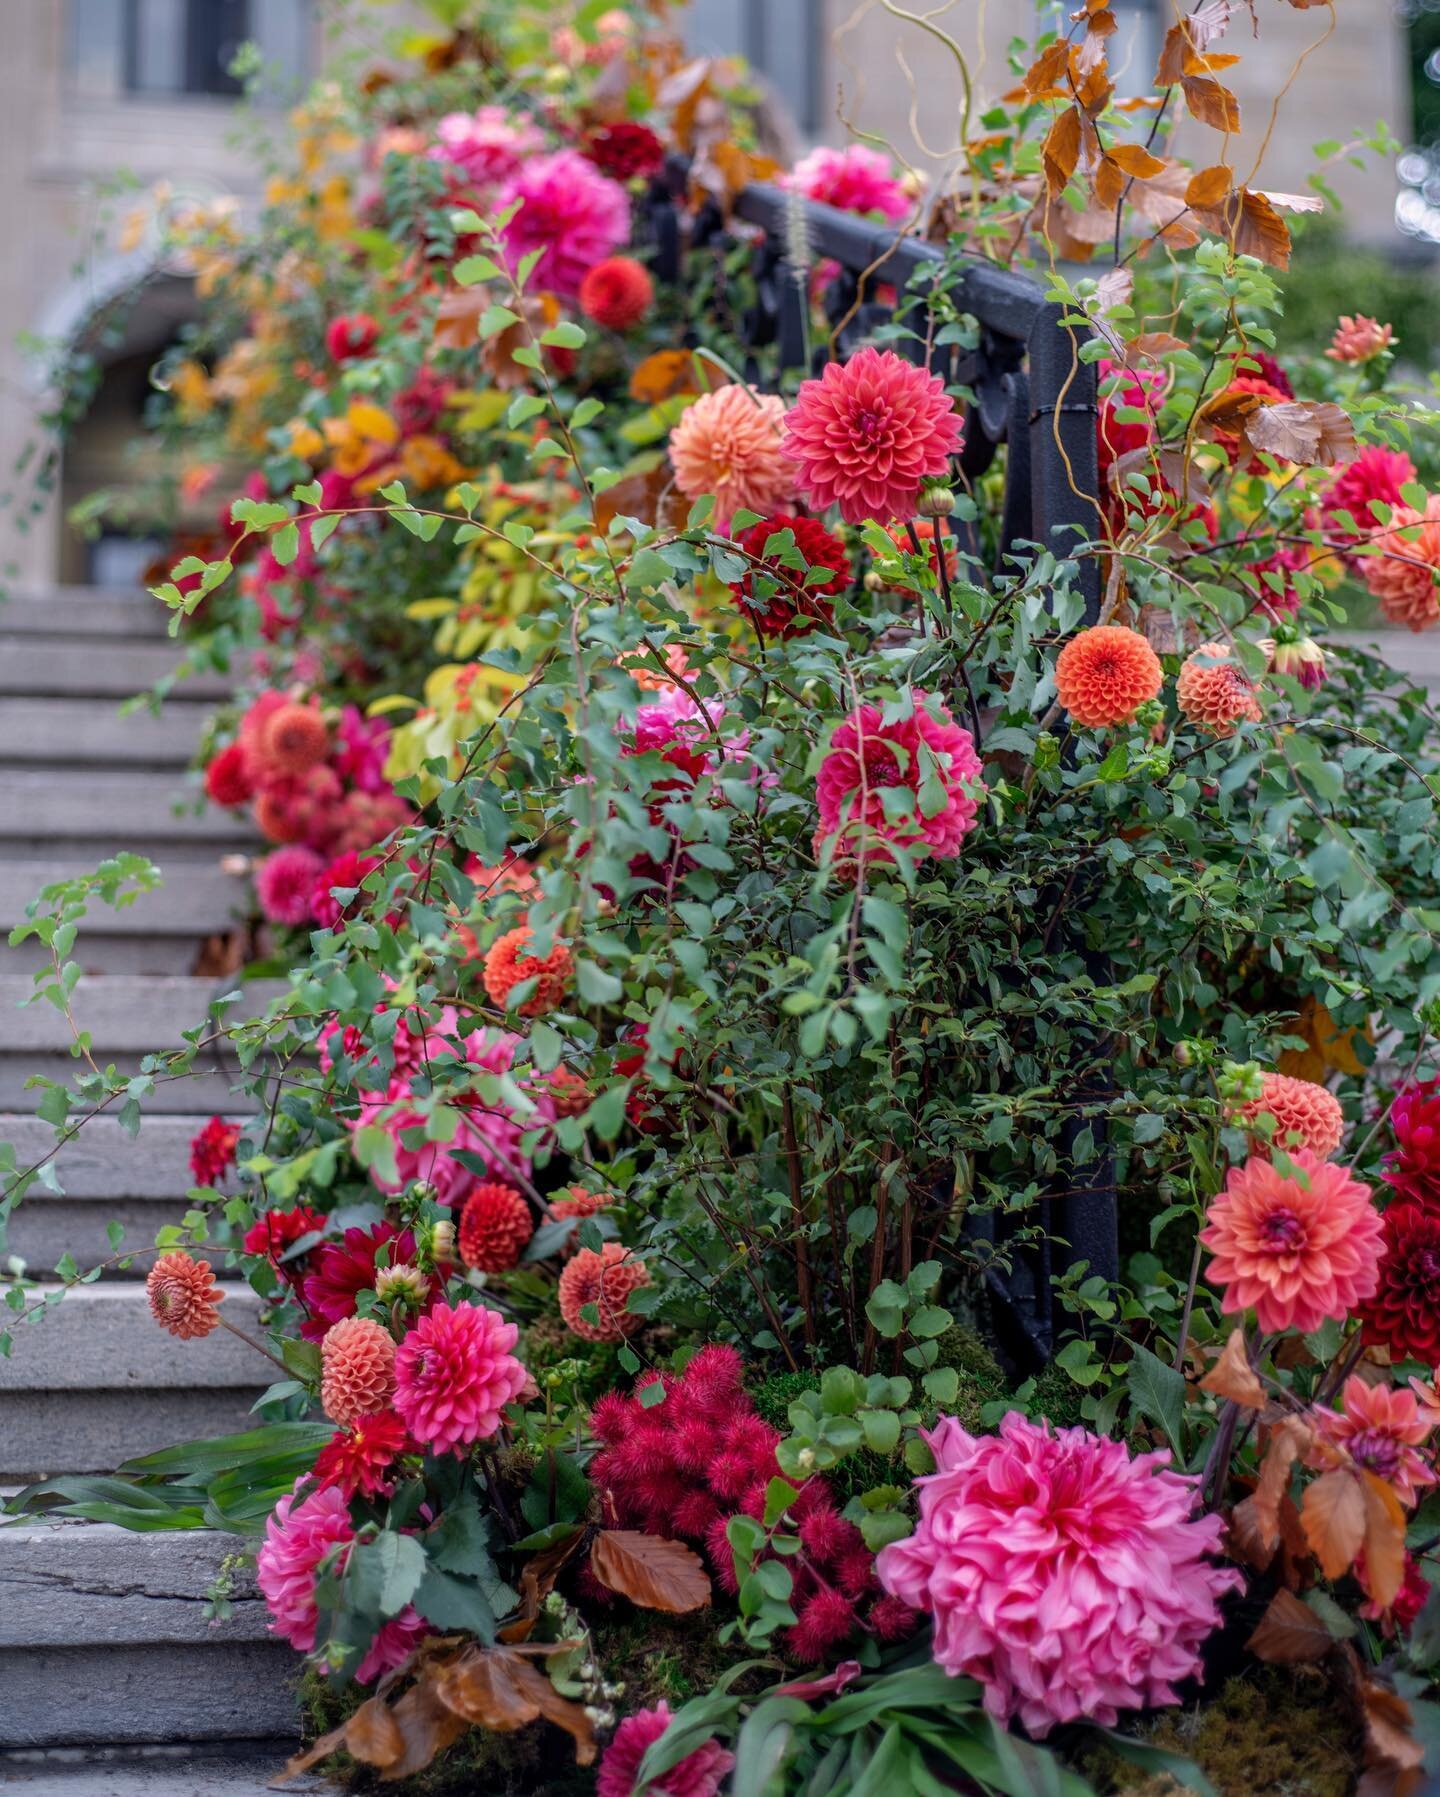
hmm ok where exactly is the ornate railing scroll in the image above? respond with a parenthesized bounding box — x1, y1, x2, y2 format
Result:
(645, 168, 1115, 1367)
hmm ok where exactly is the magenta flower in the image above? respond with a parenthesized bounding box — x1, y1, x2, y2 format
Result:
(815, 693, 983, 865)
(595, 1701, 733, 1797)
(428, 106, 543, 190)
(255, 844, 325, 926)
(392, 1300, 529, 1456)
(782, 145, 910, 222)
(876, 1413, 1239, 1736)
(498, 149, 630, 298)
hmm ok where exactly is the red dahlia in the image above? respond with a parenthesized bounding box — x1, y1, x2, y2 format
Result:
(300, 1222, 419, 1341)
(728, 514, 850, 638)
(583, 121, 665, 182)
(579, 256, 654, 332)
(326, 313, 379, 362)
(1385, 1077, 1440, 1211)
(313, 1409, 412, 1498)
(1360, 1205, 1440, 1364)
(190, 1116, 240, 1186)
(204, 742, 253, 808)
(457, 1181, 534, 1272)
(242, 1204, 324, 1282)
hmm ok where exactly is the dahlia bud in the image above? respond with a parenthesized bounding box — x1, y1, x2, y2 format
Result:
(1262, 634, 1326, 691)
(916, 483, 956, 519)
(1173, 1041, 1195, 1067)
(1133, 698, 1166, 731)
(429, 1218, 456, 1264)
(864, 570, 886, 594)
(375, 1263, 429, 1306)
(411, 1181, 438, 1207)
(1217, 1059, 1266, 1105)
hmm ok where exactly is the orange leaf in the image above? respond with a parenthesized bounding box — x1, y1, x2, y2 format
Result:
(344, 1695, 408, 1768)
(1199, 1329, 1266, 1409)
(1043, 107, 1083, 198)
(1186, 164, 1234, 209)
(1246, 1588, 1336, 1663)
(1181, 75, 1241, 132)
(1156, 22, 1193, 85)
(1023, 40, 1072, 95)
(1247, 1417, 1311, 1551)
(1360, 1471, 1407, 1612)
(629, 349, 719, 405)
(1109, 142, 1168, 180)
(1093, 155, 1126, 208)
(589, 1530, 712, 1614)
(1300, 1468, 1367, 1579)
(434, 1644, 597, 1766)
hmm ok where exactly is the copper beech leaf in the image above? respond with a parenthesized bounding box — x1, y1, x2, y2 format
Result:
(1246, 1589, 1336, 1664)
(1198, 1329, 1265, 1409)
(434, 1644, 598, 1765)
(1043, 108, 1083, 198)
(589, 1529, 712, 1613)
(1360, 1471, 1406, 1611)
(1244, 1417, 1312, 1552)
(1181, 75, 1241, 131)
(1300, 1468, 1367, 1580)
(1245, 400, 1356, 468)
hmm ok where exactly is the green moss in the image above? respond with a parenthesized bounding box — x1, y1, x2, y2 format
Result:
(1021, 1362, 1089, 1430)
(1078, 1669, 1357, 1797)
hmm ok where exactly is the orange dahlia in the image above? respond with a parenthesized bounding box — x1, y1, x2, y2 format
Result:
(558, 1242, 650, 1341)
(1325, 315, 1395, 364)
(668, 385, 793, 532)
(147, 1251, 224, 1340)
(1053, 626, 1163, 729)
(320, 1315, 397, 1426)
(543, 1066, 592, 1118)
(1175, 643, 1263, 738)
(481, 925, 573, 1017)
(1236, 1072, 1345, 1161)
(458, 1181, 534, 1272)
(1362, 496, 1440, 632)
(550, 1185, 613, 1222)
(254, 700, 330, 776)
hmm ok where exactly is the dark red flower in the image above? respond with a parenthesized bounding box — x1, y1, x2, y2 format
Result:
(728, 514, 850, 638)
(300, 1222, 418, 1341)
(190, 1116, 241, 1186)
(313, 1409, 413, 1498)
(579, 256, 654, 332)
(1384, 1078, 1440, 1212)
(1359, 1551, 1431, 1633)
(326, 313, 379, 361)
(311, 850, 381, 930)
(582, 121, 665, 182)
(1361, 1205, 1440, 1364)
(242, 1205, 325, 1284)
(204, 742, 253, 808)
(1236, 349, 1293, 398)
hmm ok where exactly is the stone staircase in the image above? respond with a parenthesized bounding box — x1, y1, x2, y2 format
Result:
(0, 587, 306, 1782)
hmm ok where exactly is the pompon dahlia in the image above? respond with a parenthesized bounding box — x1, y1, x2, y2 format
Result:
(558, 1243, 650, 1341)
(457, 1181, 534, 1273)
(314, 1409, 412, 1499)
(326, 314, 379, 362)
(579, 256, 654, 332)
(728, 513, 850, 638)
(875, 1413, 1240, 1736)
(1236, 1072, 1345, 1161)
(392, 1300, 528, 1455)
(320, 1315, 397, 1427)
(782, 145, 911, 222)
(1326, 314, 1395, 364)
(1361, 1205, 1440, 1364)
(1175, 642, 1263, 738)
(1384, 1077, 1440, 1210)
(782, 347, 962, 526)
(668, 386, 793, 532)
(596, 1701, 733, 1797)
(815, 694, 983, 865)
(1200, 1149, 1382, 1335)
(1315, 1375, 1437, 1506)
(147, 1251, 224, 1339)
(1054, 625, 1163, 729)
(256, 844, 325, 927)
(498, 149, 630, 299)
(481, 926, 573, 1017)
(190, 1115, 240, 1186)
(583, 120, 666, 182)
(204, 741, 253, 807)
(1323, 444, 1417, 557)
(254, 700, 330, 777)
(1361, 496, 1440, 633)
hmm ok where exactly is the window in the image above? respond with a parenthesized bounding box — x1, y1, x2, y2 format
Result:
(66, 0, 311, 101)
(679, 0, 823, 134)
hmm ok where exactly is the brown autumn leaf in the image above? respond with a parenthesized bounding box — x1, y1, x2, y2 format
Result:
(1190, 186, 1294, 268)
(1199, 1329, 1266, 1408)
(1360, 1471, 1406, 1611)
(629, 348, 721, 405)
(1279, 995, 1370, 1083)
(277, 1675, 467, 1784)
(1094, 266, 1134, 314)
(1300, 1468, 1367, 1579)
(1246, 1588, 1336, 1664)
(1358, 1673, 1427, 1794)
(1043, 107, 1083, 198)
(1196, 385, 1265, 439)
(592, 459, 692, 536)
(374, 1681, 471, 1781)
(1093, 155, 1126, 209)
(1109, 142, 1167, 180)
(1247, 1417, 1311, 1552)
(1075, 9, 1116, 77)
(1245, 399, 1356, 468)
(1023, 40, 1072, 95)
(1189, 0, 1234, 49)
(589, 1530, 712, 1614)
(1127, 161, 1201, 246)
(1186, 164, 1233, 209)
(344, 1694, 407, 1768)
(1156, 21, 1193, 85)
(1127, 331, 1188, 361)
(499, 1526, 588, 1644)
(435, 1644, 597, 1766)
(432, 286, 489, 351)
(1181, 74, 1241, 132)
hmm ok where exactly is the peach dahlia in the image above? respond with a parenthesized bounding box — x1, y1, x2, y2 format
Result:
(1054, 625, 1163, 729)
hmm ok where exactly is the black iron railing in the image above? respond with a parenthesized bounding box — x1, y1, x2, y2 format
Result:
(645, 170, 1117, 1366)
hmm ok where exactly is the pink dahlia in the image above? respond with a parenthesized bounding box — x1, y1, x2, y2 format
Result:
(1384, 1076, 1440, 1210)
(429, 106, 543, 190)
(1199, 1149, 1382, 1335)
(256, 844, 325, 926)
(1326, 314, 1396, 364)
(256, 1481, 426, 1683)
(392, 1300, 528, 1456)
(498, 149, 630, 299)
(815, 694, 983, 864)
(875, 1413, 1239, 1735)
(668, 386, 793, 533)
(782, 347, 962, 525)
(596, 1701, 733, 1797)
(1315, 1375, 1437, 1506)
(781, 146, 910, 222)
(1322, 444, 1417, 559)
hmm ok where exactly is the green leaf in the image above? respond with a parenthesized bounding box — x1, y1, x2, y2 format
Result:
(348, 1531, 427, 1619)
(1126, 1342, 1187, 1456)
(865, 1281, 907, 1339)
(415, 1564, 513, 1642)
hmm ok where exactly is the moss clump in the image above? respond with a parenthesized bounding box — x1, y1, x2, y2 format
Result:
(590, 1609, 756, 1711)
(1020, 1361, 1088, 1429)
(1077, 1668, 1357, 1797)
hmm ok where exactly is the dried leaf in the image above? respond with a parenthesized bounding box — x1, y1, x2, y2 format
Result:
(1076, 11, 1116, 77)
(1255, 188, 1324, 215)
(1109, 142, 1168, 180)
(1359, 1676, 1426, 1790)
(1189, 0, 1234, 49)
(1023, 41, 1072, 95)
(1186, 164, 1234, 208)
(344, 1695, 408, 1768)
(1094, 154, 1127, 208)
(591, 460, 691, 536)
(435, 1645, 597, 1766)
(1247, 1417, 1311, 1551)
(373, 1682, 470, 1780)
(1156, 22, 1193, 85)
(1360, 1471, 1406, 1612)
(1279, 996, 1370, 1082)
(1043, 107, 1084, 198)
(1181, 74, 1241, 132)
(1248, 1589, 1336, 1663)
(589, 1530, 711, 1614)
(1128, 331, 1188, 361)
(432, 287, 489, 351)
(1191, 187, 1293, 268)
(629, 349, 715, 405)
(1245, 399, 1356, 467)
(1094, 267, 1134, 314)
(1301, 1468, 1367, 1579)
(1199, 1329, 1266, 1408)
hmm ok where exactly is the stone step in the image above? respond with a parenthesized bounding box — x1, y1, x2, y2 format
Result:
(0, 1284, 271, 1478)
(0, 637, 229, 700)
(0, 587, 171, 638)
(0, 1522, 299, 1748)
(1, 1115, 214, 1276)
(0, 697, 212, 767)
(0, 769, 250, 852)
(0, 1752, 329, 1795)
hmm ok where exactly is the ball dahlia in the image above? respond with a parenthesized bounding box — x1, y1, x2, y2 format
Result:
(326, 314, 379, 362)
(146, 1250, 224, 1340)
(1175, 642, 1263, 737)
(1236, 1072, 1345, 1161)
(550, 1185, 612, 1222)
(204, 741, 253, 808)
(1315, 1375, 1436, 1506)
(256, 845, 325, 927)
(254, 700, 330, 777)
(320, 1315, 397, 1427)
(1361, 1205, 1440, 1364)
(558, 1242, 650, 1342)
(728, 514, 850, 638)
(1053, 625, 1163, 729)
(782, 347, 962, 526)
(481, 925, 573, 1017)
(1199, 1149, 1382, 1335)
(1384, 1077, 1440, 1209)
(875, 1412, 1239, 1735)
(579, 256, 654, 332)
(457, 1180, 534, 1272)
(1361, 496, 1440, 632)
(392, 1300, 528, 1456)
(815, 694, 983, 865)
(782, 145, 911, 222)
(668, 386, 793, 532)
(596, 1701, 733, 1797)
(498, 149, 630, 299)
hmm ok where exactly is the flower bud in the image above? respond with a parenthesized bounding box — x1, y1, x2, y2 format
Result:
(430, 1218, 456, 1264)
(1216, 1059, 1266, 1105)
(1173, 1041, 1195, 1067)
(864, 570, 886, 594)
(916, 483, 955, 519)
(375, 1263, 428, 1306)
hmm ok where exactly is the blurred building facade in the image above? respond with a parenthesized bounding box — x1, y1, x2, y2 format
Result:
(0, 0, 1418, 588)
